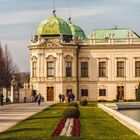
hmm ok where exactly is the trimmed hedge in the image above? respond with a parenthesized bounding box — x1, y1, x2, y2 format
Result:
(68, 102, 78, 108)
(63, 107, 80, 118)
(80, 99, 88, 106)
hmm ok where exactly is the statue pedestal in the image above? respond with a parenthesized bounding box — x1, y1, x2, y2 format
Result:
(10, 86, 14, 103)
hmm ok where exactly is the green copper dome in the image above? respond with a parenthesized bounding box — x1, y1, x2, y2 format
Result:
(68, 17, 86, 39)
(36, 10, 72, 36)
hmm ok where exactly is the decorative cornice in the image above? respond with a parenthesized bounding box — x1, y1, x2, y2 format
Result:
(115, 57, 127, 59)
(80, 44, 140, 50)
(79, 57, 90, 59)
(97, 57, 109, 60)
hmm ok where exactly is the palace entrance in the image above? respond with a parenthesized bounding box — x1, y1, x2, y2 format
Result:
(47, 87, 54, 101)
(66, 89, 72, 96)
(117, 86, 124, 100)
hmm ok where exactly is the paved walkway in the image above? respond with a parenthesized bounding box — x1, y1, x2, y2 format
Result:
(0, 102, 57, 132)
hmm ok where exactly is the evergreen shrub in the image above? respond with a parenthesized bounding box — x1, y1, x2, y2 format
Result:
(68, 102, 78, 108)
(80, 99, 88, 106)
(63, 107, 80, 118)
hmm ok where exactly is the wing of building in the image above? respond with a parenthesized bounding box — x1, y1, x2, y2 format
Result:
(29, 9, 140, 101)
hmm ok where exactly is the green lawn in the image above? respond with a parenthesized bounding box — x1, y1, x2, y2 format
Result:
(0, 103, 140, 140)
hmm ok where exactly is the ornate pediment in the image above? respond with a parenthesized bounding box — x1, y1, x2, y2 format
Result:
(45, 39, 62, 48)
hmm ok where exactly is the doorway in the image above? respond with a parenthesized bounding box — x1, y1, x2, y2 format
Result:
(47, 87, 54, 101)
(66, 89, 72, 96)
(117, 86, 124, 100)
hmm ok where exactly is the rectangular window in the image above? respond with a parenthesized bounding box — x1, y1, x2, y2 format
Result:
(135, 61, 140, 77)
(81, 62, 88, 77)
(81, 89, 88, 96)
(66, 61, 72, 77)
(32, 62, 37, 78)
(99, 89, 106, 96)
(99, 62, 106, 77)
(47, 62, 54, 77)
(117, 61, 124, 77)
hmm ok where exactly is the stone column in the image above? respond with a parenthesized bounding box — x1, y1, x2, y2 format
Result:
(38, 53, 41, 81)
(55, 54, 59, 78)
(59, 53, 63, 78)
(10, 85, 14, 103)
(2, 88, 6, 99)
(73, 52, 76, 78)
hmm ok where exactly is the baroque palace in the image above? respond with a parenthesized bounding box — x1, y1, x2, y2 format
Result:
(29, 9, 140, 101)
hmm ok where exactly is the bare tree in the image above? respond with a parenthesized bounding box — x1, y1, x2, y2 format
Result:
(0, 44, 19, 98)
(15, 72, 30, 88)
(0, 44, 6, 89)
(4, 45, 17, 86)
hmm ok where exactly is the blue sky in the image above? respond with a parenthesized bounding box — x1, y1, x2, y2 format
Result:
(0, 0, 140, 72)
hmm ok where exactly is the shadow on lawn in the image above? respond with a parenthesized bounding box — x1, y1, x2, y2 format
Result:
(1, 128, 41, 135)
(24, 116, 62, 121)
(0, 138, 21, 140)
(80, 116, 112, 119)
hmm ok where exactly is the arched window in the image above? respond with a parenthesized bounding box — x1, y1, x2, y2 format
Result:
(99, 89, 106, 96)
(32, 56, 37, 78)
(81, 89, 88, 96)
(99, 85, 107, 96)
(65, 55, 72, 77)
(80, 85, 89, 97)
(46, 55, 55, 77)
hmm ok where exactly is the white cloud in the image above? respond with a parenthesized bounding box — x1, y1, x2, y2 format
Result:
(0, 10, 50, 25)
(58, 5, 114, 18)
(0, 5, 114, 25)
(128, 0, 140, 3)
(0, 1, 139, 72)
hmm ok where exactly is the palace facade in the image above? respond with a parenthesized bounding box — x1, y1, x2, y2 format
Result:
(29, 9, 140, 101)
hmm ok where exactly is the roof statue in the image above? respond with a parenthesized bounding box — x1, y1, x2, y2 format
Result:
(52, 8, 56, 17)
(52, 0, 56, 17)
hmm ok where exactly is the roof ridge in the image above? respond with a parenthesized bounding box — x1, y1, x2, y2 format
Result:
(94, 28, 130, 31)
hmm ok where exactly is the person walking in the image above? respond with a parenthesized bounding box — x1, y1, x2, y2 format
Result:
(59, 94, 62, 102)
(71, 93, 75, 101)
(0, 94, 4, 106)
(68, 92, 71, 103)
(61, 94, 65, 102)
(37, 93, 42, 106)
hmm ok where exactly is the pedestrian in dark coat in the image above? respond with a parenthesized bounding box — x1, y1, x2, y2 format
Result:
(59, 94, 62, 102)
(0, 94, 4, 106)
(37, 93, 42, 106)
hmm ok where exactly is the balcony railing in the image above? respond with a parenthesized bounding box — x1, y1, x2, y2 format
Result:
(78, 38, 140, 45)
(30, 37, 140, 47)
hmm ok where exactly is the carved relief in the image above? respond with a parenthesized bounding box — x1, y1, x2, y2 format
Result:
(45, 54, 57, 60)
(63, 49, 74, 53)
(99, 85, 107, 89)
(46, 55, 56, 60)
(65, 55, 73, 60)
(97, 57, 109, 61)
(31, 53, 38, 58)
(46, 39, 61, 48)
(80, 85, 89, 89)
(31, 56, 37, 61)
